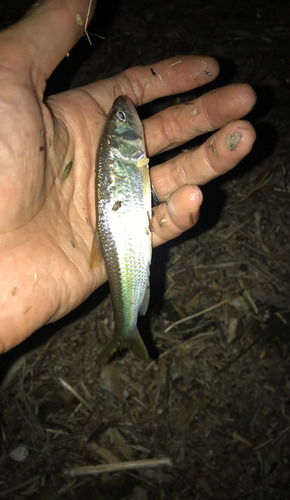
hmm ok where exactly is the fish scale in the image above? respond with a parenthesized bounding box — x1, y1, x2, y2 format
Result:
(99, 168, 146, 336)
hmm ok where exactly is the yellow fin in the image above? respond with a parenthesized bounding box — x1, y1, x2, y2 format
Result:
(129, 334, 149, 361)
(97, 336, 120, 362)
(97, 329, 149, 362)
(89, 229, 103, 268)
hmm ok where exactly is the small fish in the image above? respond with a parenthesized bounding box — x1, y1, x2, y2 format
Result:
(90, 95, 152, 361)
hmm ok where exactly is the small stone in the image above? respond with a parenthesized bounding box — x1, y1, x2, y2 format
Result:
(9, 446, 29, 462)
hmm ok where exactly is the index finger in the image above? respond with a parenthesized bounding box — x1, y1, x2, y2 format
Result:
(85, 55, 220, 114)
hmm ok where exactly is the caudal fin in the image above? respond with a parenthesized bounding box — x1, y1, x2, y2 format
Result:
(97, 329, 149, 362)
(127, 331, 149, 361)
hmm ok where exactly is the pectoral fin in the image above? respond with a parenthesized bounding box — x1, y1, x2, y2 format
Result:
(90, 229, 103, 268)
(139, 280, 150, 316)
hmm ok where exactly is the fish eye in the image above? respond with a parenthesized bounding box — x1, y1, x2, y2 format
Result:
(116, 110, 126, 122)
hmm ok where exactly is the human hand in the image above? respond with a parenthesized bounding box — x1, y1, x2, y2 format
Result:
(0, 0, 256, 353)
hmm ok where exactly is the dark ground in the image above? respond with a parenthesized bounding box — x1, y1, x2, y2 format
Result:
(0, 0, 290, 499)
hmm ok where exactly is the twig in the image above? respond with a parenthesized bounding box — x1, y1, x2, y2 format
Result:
(63, 457, 172, 477)
(159, 330, 218, 358)
(153, 319, 213, 338)
(57, 478, 92, 496)
(146, 330, 218, 370)
(164, 295, 238, 333)
(0, 476, 40, 498)
(238, 170, 274, 202)
(216, 337, 259, 375)
(253, 438, 273, 451)
(84, 0, 93, 45)
(58, 378, 93, 412)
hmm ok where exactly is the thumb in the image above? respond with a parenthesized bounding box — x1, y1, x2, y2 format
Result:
(0, 0, 96, 95)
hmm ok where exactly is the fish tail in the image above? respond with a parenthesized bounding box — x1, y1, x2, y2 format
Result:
(96, 336, 120, 363)
(125, 328, 149, 361)
(97, 328, 149, 362)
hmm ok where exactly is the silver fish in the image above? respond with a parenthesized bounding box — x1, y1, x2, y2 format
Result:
(90, 95, 152, 361)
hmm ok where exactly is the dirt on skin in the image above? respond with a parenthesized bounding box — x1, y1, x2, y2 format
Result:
(1, 0, 290, 499)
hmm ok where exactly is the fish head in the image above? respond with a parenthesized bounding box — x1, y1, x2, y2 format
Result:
(105, 95, 146, 161)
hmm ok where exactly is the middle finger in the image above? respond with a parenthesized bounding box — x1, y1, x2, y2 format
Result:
(150, 119, 256, 201)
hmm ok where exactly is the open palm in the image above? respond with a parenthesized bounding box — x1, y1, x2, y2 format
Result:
(0, 0, 256, 353)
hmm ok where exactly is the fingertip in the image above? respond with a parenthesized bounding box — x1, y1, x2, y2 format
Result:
(190, 184, 204, 208)
(241, 82, 257, 103)
(234, 83, 258, 114)
(232, 119, 257, 156)
(203, 55, 220, 79)
(186, 55, 220, 90)
(152, 185, 202, 247)
(167, 185, 202, 230)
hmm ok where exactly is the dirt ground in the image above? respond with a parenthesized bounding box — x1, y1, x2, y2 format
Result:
(0, 0, 290, 499)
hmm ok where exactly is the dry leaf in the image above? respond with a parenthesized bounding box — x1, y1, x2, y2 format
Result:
(86, 443, 121, 464)
(107, 427, 133, 461)
(101, 363, 125, 401)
